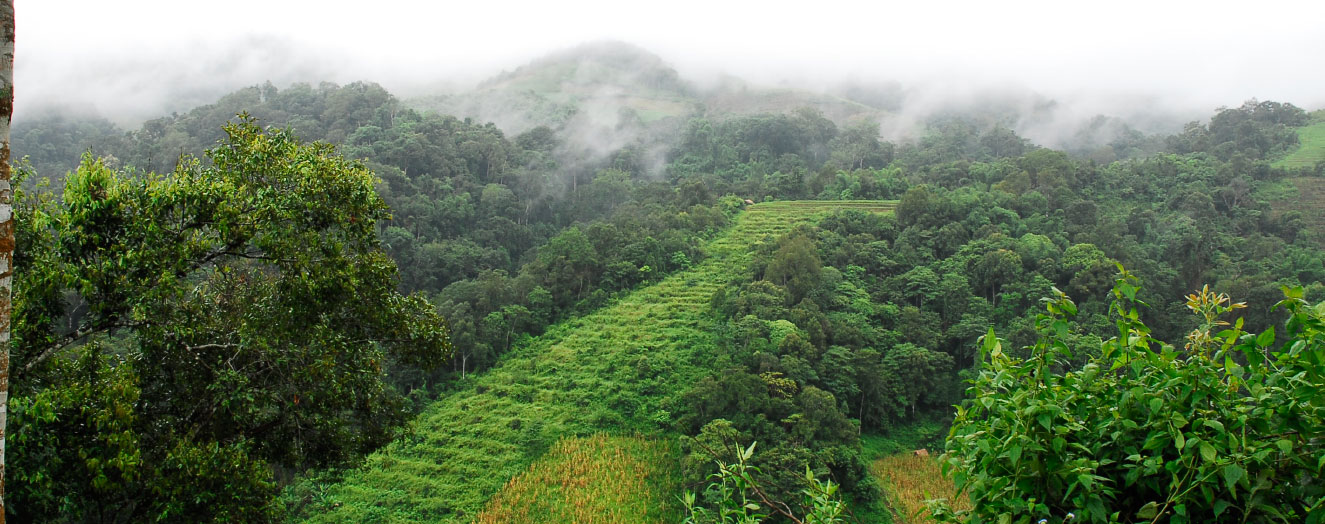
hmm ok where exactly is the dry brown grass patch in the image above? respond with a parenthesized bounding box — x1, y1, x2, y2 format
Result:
(871, 453, 970, 523)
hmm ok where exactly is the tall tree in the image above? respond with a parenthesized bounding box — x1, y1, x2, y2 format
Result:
(0, 2, 14, 521)
(9, 120, 452, 520)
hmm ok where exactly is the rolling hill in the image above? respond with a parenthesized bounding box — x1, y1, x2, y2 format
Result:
(406, 41, 891, 141)
(407, 41, 701, 137)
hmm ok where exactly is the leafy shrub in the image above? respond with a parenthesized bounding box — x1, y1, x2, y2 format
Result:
(938, 268, 1324, 523)
(682, 442, 847, 524)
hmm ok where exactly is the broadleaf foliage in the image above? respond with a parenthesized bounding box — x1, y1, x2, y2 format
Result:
(938, 269, 1324, 523)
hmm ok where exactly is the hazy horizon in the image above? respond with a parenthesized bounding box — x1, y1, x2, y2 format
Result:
(16, 0, 1325, 132)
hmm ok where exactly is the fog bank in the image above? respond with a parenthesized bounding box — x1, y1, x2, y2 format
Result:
(16, 0, 1324, 133)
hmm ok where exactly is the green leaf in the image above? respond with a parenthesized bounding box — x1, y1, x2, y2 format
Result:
(1200, 442, 1216, 463)
(1144, 433, 1170, 451)
(1053, 319, 1069, 339)
(1256, 326, 1275, 347)
(1222, 464, 1244, 492)
(1203, 420, 1225, 433)
(982, 327, 999, 355)
(1213, 499, 1230, 518)
(1137, 501, 1159, 519)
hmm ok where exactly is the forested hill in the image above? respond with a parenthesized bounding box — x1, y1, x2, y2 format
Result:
(410, 41, 701, 137)
(15, 41, 1180, 180)
(8, 41, 1325, 522)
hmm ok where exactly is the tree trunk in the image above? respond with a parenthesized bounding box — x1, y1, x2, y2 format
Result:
(0, 2, 14, 521)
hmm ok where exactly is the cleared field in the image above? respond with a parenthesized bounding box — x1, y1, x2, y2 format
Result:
(1273, 117, 1325, 170)
(871, 454, 970, 523)
(289, 200, 895, 523)
(474, 435, 681, 524)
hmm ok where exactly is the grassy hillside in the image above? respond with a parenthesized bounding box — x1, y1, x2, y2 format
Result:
(1273, 111, 1325, 169)
(288, 200, 895, 523)
(1257, 111, 1325, 245)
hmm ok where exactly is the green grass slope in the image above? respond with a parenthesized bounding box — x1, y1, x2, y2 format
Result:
(1273, 111, 1325, 169)
(288, 200, 896, 523)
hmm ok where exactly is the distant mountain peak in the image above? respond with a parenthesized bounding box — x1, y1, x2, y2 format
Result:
(535, 40, 668, 70)
(479, 40, 684, 93)
(414, 41, 699, 137)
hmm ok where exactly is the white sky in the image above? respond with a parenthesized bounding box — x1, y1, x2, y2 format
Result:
(15, 0, 1325, 125)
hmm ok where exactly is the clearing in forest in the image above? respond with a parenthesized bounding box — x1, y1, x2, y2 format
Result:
(290, 200, 895, 523)
(473, 435, 681, 524)
(871, 453, 970, 523)
(1273, 115, 1325, 170)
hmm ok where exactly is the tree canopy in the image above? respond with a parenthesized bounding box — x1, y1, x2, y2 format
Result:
(9, 118, 451, 521)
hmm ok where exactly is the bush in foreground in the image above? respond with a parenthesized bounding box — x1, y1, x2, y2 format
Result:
(938, 268, 1324, 523)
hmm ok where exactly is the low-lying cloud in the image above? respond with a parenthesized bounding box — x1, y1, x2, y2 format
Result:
(16, 0, 1325, 137)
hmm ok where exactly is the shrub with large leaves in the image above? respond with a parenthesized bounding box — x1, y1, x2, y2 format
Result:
(937, 268, 1324, 523)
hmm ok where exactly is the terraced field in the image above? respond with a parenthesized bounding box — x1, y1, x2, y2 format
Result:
(1273, 114, 1325, 170)
(473, 435, 681, 524)
(289, 200, 896, 523)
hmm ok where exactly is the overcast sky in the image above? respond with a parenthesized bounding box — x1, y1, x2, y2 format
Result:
(15, 0, 1325, 126)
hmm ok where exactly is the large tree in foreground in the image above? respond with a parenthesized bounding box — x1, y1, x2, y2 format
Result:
(7, 118, 451, 522)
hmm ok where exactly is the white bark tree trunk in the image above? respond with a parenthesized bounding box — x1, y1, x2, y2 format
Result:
(0, 2, 14, 521)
